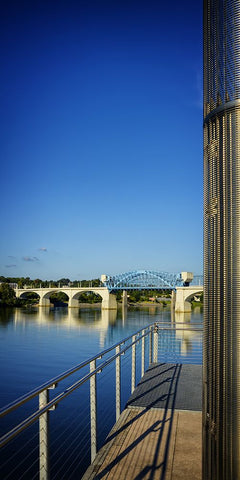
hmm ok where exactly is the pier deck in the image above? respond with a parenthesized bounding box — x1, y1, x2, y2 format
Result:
(83, 363, 202, 479)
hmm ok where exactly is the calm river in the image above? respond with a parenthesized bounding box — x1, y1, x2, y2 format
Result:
(0, 305, 203, 479)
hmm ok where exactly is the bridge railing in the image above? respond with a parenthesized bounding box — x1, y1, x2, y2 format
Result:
(0, 322, 203, 480)
(190, 275, 203, 286)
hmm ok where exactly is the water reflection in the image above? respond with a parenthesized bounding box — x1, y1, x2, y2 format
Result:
(0, 306, 203, 409)
(2, 306, 203, 362)
(122, 305, 127, 325)
(13, 307, 119, 348)
(171, 311, 203, 356)
(0, 308, 14, 326)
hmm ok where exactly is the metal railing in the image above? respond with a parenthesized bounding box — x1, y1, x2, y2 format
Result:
(0, 322, 203, 480)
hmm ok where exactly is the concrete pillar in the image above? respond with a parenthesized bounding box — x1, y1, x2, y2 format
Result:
(102, 292, 117, 310)
(171, 290, 176, 313)
(68, 297, 79, 308)
(175, 288, 191, 313)
(39, 294, 50, 307)
(122, 290, 128, 307)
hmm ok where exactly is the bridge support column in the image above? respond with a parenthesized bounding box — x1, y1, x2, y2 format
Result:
(175, 286, 203, 313)
(171, 290, 176, 312)
(38, 294, 50, 307)
(68, 298, 79, 308)
(102, 292, 117, 310)
(175, 288, 191, 313)
(122, 290, 128, 307)
(39, 299, 51, 307)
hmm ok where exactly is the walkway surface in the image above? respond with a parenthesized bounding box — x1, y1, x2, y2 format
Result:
(82, 363, 202, 480)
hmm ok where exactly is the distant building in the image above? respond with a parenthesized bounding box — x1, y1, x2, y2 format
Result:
(0, 282, 18, 289)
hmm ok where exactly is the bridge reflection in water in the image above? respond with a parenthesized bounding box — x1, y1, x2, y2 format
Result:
(12, 307, 202, 354)
(13, 307, 118, 348)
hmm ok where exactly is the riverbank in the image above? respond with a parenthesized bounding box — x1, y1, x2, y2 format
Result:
(0, 300, 203, 310)
(127, 301, 171, 307)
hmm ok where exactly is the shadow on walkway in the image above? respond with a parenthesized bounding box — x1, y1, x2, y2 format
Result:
(95, 363, 182, 480)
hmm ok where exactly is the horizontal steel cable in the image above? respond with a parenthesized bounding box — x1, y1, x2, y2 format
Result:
(50, 414, 91, 464)
(0, 429, 39, 470)
(50, 410, 90, 452)
(0, 325, 153, 417)
(4, 442, 39, 480)
(51, 426, 91, 480)
(17, 455, 39, 480)
(0, 330, 152, 448)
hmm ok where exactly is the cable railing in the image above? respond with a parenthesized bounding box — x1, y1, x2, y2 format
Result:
(0, 321, 203, 480)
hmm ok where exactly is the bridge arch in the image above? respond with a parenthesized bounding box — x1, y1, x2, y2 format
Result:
(71, 290, 103, 307)
(103, 270, 182, 290)
(41, 290, 70, 301)
(16, 287, 117, 309)
(18, 291, 40, 304)
(175, 286, 203, 313)
(184, 289, 203, 304)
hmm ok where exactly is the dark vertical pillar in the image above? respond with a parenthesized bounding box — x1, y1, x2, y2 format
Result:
(203, 1, 240, 479)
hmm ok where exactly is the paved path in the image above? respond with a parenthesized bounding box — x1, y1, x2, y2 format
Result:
(83, 363, 202, 480)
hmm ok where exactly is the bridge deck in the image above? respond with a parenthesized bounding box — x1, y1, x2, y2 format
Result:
(83, 363, 202, 479)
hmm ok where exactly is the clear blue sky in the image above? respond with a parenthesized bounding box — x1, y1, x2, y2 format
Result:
(0, 0, 203, 280)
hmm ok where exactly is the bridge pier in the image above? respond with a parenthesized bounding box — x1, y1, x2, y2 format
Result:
(122, 290, 128, 307)
(68, 298, 79, 308)
(38, 297, 51, 307)
(171, 290, 176, 312)
(175, 288, 191, 313)
(102, 293, 117, 310)
(175, 287, 203, 313)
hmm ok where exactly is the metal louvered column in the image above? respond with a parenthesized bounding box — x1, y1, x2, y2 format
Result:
(203, 1, 240, 479)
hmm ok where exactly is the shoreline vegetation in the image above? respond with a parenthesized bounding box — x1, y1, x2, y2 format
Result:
(0, 276, 203, 309)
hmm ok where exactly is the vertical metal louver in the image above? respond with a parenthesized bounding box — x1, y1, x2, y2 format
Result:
(203, 1, 240, 479)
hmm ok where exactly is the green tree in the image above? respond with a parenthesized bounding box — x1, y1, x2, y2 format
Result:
(33, 279, 42, 287)
(49, 292, 69, 305)
(0, 283, 16, 306)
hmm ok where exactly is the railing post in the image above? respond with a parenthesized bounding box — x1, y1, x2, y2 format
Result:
(39, 389, 49, 480)
(131, 335, 136, 394)
(149, 327, 153, 364)
(116, 345, 121, 421)
(90, 360, 97, 462)
(141, 329, 145, 377)
(153, 323, 158, 363)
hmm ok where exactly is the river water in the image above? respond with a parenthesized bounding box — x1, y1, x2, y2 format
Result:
(0, 305, 203, 479)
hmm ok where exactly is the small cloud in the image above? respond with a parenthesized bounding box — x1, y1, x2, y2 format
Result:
(23, 256, 39, 262)
(5, 264, 16, 268)
(38, 247, 47, 252)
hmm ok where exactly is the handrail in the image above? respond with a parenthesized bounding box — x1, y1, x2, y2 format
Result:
(0, 323, 202, 418)
(0, 323, 154, 418)
(0, 321, 203, 480)
(0, 328, 152, 448)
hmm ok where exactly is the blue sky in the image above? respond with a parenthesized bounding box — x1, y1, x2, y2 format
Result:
(0, 0, 203, 280)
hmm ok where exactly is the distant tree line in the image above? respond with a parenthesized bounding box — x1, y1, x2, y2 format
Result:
(117, 290, 172, 304)
(0, 276, 101, 288)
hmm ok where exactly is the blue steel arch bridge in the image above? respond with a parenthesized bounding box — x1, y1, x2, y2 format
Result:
(102, 270, 189, 291)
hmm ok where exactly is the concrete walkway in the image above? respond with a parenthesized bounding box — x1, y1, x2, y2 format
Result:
(83, 363, 202, 480)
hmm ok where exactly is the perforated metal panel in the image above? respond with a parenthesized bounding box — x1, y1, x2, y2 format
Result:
(203, 1, 240, 479)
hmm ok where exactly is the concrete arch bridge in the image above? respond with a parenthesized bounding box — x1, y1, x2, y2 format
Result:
(15, 271, 203, 312)
(15, 287, 117, 309)
(173, 286, 203, 313)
